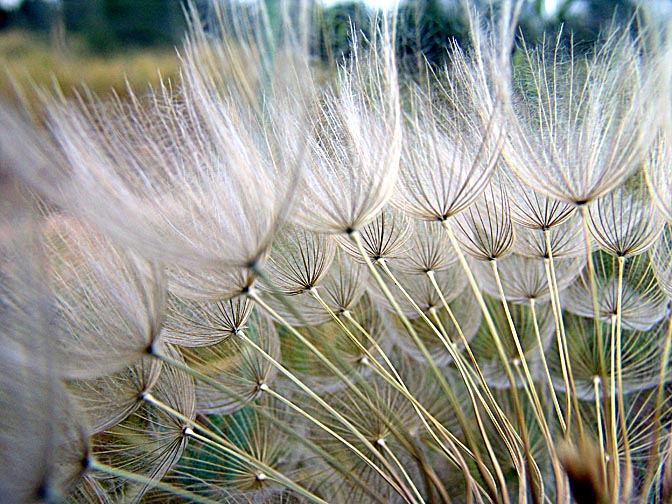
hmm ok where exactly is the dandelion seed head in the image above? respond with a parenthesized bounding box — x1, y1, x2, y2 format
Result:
(506, 29, 654, 205)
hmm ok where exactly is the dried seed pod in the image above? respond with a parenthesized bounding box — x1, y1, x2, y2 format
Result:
(182, 312, 279, 415)
(90, 344, 195, 503)
(474, 253, 584, 304)
(262, 224, 335, 296)
(588, 172, 664, 258)
(335, 206, 411, 264)
(454, 181, 515, 262)
(67, 355, 162, 434)
(164, 295, 254, 347)
(549, 313, 669, 399)
(393, 220, 457, 274)
(563, 253, 668, 331)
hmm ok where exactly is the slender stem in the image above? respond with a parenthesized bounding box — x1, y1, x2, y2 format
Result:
(88, 459, 222, 504)
(282, 290, 452, 502)
(491, 258, 566, 500)
(593, 376, 608, 488)
(342, 309, 407, 387)
(250, 267, 439, 499)
(608, 316, 620, 500)
(151, 347, 387, 502)
(340, 304, 493, 491)
(310, 287, 404, 388)
(234, 318, 418, 504)
(638, 313, 672, 503)
(425, 272, 464, 344)
(542, 256, 572, 431)
(581, 207, 617, 494)
(441, 221, 520, 393)
(153, 331, 410, 502)
(378, 258, 522, 485)
(348, 311, 483, 467)
(490, 260, 549, 432)
(579, 209, 608, 367)
(426, 269, 518, 433)
(260, 385, 421, 504)
(543, 229, 584, 438)
(401, 267, 522, 458)
(142, 393, 329, 504)
(350, 229, 504, 503)
(311, 288, 462, 502)
(377, 438, 426, 504)
(442, 219, 541, 504)
(529, 298, 566, 433)
(509, 362, 547, 502)
(615, 255, 632, 500)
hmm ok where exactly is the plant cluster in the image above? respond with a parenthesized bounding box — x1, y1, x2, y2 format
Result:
(2, 2, 672, 503)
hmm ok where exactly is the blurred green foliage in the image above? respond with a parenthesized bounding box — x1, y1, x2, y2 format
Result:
(0, 0, 643, 57)
(2, 0, 188, 53)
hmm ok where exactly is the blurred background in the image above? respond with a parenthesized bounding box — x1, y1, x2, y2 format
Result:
(0, 0, 670, 102)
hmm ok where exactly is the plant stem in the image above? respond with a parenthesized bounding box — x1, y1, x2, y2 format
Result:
(350, 229, 505, 503)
